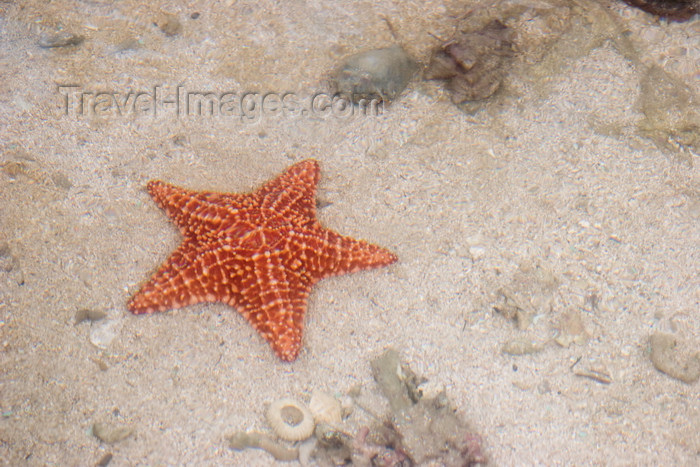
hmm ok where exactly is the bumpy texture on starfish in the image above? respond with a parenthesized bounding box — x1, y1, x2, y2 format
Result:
(128, 159, 397, 361)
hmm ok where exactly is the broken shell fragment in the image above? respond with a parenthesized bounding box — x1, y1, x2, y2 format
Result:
(501, 337, 544, 355)
(333, 45, 418, 104)
(572, 361, 613, 384)
(266, 398, 315, 441)
(309, 390, 343, 426)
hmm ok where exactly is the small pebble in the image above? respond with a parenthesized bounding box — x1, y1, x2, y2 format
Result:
(468, 245, 486, 260)
(554, 311, 589, 347)
(157, 13, 182, 37)
(0, 242, 15, 273)
(96, 452, 113, 466)
(537, 379, 552, 394)
(1, 161, 25, 178)
(91, 357, 110, 371)
(50, 172, 73, 190)
(649, 332, 700, 384)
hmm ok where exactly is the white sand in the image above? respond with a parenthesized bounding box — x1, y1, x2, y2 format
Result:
(1, 1, 698, 465)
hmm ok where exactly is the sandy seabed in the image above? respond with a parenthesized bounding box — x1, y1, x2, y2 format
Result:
(0, 0, 698, 465)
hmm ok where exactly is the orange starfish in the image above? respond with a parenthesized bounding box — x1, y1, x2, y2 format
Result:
(128, 159, 397, 361)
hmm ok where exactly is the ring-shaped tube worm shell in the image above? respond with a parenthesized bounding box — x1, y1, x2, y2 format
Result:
(266, 398, 315, 441)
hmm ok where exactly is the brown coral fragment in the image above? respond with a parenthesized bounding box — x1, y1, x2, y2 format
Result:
(369, 349, 486, 466)
(351, 425, 410, 467)
(426, 19, 515, 104)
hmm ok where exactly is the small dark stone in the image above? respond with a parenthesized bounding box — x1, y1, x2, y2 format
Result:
(190, 12, 200, 20)
(0, 242, 11, 260)
(0, 242, 17, 273)
(316, 198, 333, 210)
(171, 134, 188, 147)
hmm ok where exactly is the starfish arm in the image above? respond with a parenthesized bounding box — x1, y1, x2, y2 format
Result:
(238, 290, 309, 362)
(147, 180, 249, 234)
(256, 160, 319, 221)
(128, 239, 242, 314)
(294, 226, 398, 282)
(232, 255, 311, 362)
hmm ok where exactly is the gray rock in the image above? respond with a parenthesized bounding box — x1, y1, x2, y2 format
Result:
(333, 46, 418, 104)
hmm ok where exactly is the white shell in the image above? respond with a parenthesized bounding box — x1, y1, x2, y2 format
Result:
(266, 398, 315, 441)
(309, 390, 342, 426)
